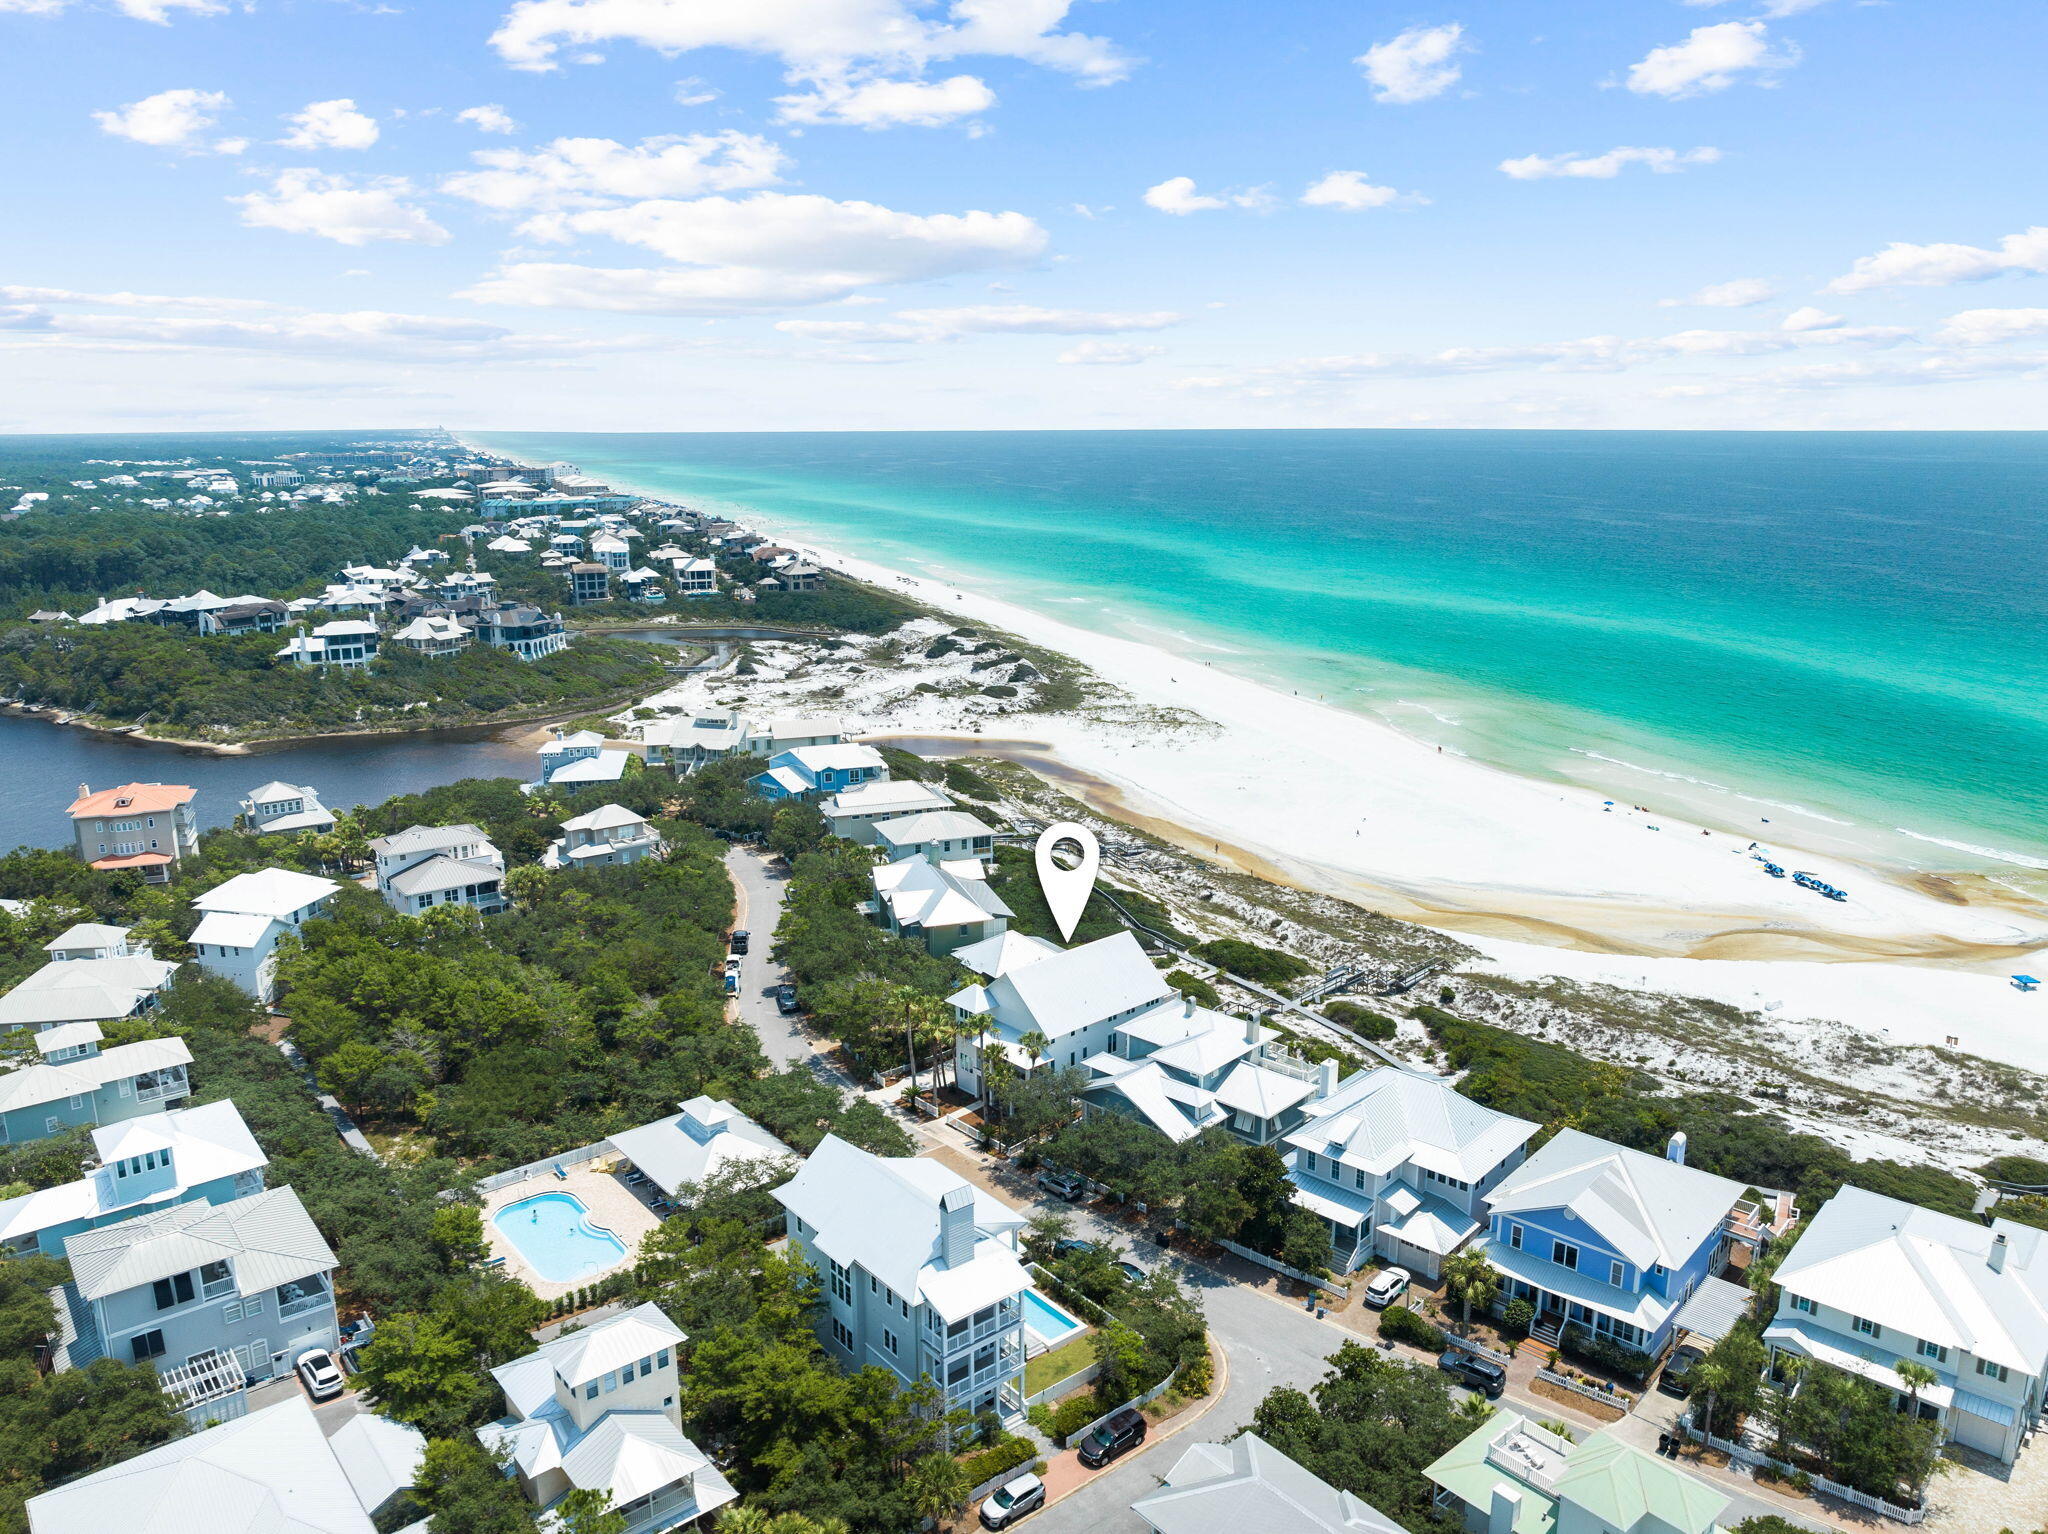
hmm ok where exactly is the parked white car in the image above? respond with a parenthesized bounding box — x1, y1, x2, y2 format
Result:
(295, 1347, 345, 1402)
(1363, 1266, 1411, 1309)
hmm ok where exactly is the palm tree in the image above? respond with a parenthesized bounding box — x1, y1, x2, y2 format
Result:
(1441, 1249, 1499, 1331)
(1895, 1357, 1938, 1422)
(906, 1450, 973, 1526)
(1687, 1355, 1733, 1445)
(1020, 1030, 1050, 1070)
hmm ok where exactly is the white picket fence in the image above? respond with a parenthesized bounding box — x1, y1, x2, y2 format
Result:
(1056, 1361, 1185, 1449)
(1680, 1419, 1927, 1525)
(474, 1138, 614, 1194)
(1534, 1367, 1634, 1413)
(1024, 1360, 1099, 1408)
(1214, 1236, 1349, 1298)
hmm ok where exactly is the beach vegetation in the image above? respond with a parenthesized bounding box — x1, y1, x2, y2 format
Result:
(1418, 1010, 1980, 1217)
(1191, 937, 1314, 988)
(941, 760, 1001, 800)
(1163, 968, 1220, 1007)
(1321, 1000, 1398, 1042)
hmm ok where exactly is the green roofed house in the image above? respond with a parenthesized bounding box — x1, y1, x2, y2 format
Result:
(1425, 1409, 1732, 1534)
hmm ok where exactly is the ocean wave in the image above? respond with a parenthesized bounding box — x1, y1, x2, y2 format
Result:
(1572, 750, 1855, 825)
(1392, 700, 1464, 727)
(1891, 828, 2048, 870)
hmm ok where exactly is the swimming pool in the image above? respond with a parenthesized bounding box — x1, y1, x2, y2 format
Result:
(492, 1192, 628, 1284)
(1022, 1288, 1086, 1348)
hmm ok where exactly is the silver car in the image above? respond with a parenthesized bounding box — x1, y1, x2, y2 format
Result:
(980, 1471, 1045, 1529)
(1363, 1266, 1411, 1309)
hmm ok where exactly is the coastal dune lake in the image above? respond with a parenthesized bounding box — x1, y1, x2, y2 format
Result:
(480, 428, 2048, 880)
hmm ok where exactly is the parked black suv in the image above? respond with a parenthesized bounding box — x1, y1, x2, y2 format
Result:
(1437, 1349, 1508, 1398)
(775, 983, 801, 1015)
(729, 929, 750, 955)
(1076, 1406, 1148, 1467)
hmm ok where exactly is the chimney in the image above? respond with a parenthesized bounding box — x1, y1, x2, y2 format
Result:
(1488, 1484, 1522, 1534)
(1666, 1131, 1688, 1166)
(1317, 1058, 1339, 1098)
(1990, 1232, 2009, 1273)
(940, 1185, 975, 1268)
(1183, 992, 1196, 1018)
(1245, 1012, 1260, 1047)
(77, 782, 90, 803)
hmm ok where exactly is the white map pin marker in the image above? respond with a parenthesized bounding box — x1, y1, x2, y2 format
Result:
(1034, 821, 1101, 943)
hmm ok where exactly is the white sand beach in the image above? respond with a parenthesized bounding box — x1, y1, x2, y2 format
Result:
(468, 445, 2048, 1076)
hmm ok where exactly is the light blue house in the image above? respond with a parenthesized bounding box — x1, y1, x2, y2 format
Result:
(0, 1099, 266, 1257)
(1482, 1128, 1760, 1358)
(753, 743, 889, 801)
(0, 1034, 192, 1147)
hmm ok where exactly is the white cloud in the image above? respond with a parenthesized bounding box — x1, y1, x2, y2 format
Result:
(1827, 226, 2048, 293)
(278, 98, 380, 152)
(6, 0, 229, 19)
(779, 303, 1183, 343)
(1625, 21, 1798, 99)
(1356, 22, 1466, 104)
(1500, 145, 1720, 180)
(0, 287, 668, 364)
(1142, 176, 1270, 215)
(776, 71, 995, 128)
(232, 170, 448, 247)
(1659, 277, 1777, 308)
(443, 132, 787, 213)
(466, 191, 1048, 313)
(1300, 170, 1423, 211)
(488, 0, 1132, 90)
(1684, 0, 1830, 15)
(1938, 308, 2048, 346)
(1059, 340, 1162, 365)
(92, 88, 230, 148)
(1780, 305, 1843, 332)
(457, 104, 520, 134)
(674, 78, 720, 106)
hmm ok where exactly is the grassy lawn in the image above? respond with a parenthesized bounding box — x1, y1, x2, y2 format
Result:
(1024, 1332, 1096, 1396)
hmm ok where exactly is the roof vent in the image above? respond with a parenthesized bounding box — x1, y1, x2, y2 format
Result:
(1666, 1131, 1688, 1166)
(1991, 1232, 2009, 1273)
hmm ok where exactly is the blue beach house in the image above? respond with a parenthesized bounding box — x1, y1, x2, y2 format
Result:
(1481, 1128, 1768, 1359)
(0, 1034, 192, 1147)
(752, 743, 888, 801)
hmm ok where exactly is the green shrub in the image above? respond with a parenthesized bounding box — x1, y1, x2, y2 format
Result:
(1322, 1001, 1398, 1042)
(1165, 970, 1220, 1007)
(1377, 1303, 1446, 1352)
(1501, 1298, 1534, 1339)
(1045, 1390, 1104, 1443)
(1192, 938, 1313, 988)
(943, 760, 1002, 800)
(1560, 1323, 1653, 1381)
(981, 684, 1018, 699)
(960, 1435, 1041, 1487)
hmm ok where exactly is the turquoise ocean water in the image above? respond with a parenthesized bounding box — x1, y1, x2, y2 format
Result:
(475, 430, 2048, 876)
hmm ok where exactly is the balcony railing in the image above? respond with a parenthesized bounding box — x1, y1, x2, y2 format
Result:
(276, 1285, 329, 1320)
(135, 1075, 189, 1104)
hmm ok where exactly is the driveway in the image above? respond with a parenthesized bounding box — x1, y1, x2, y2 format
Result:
(723, 845, 856, 1090)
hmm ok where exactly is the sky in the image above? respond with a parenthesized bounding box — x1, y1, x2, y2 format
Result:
(4, 0, 2047, 433)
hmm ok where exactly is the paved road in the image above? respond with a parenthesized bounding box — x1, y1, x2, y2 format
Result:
(723, 845, 856, 1090)
(1007, 1182, 1829, 1534)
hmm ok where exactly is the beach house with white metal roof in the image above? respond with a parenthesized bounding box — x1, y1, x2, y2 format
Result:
(43, 922, 146, 962)
(1133, 1432, 1405, 1534)
(1286, 1067, 1537, 1278)
(950, 930, 1177, 1096)
(752, 743, 886, 801)
(24, 1395, 423, 1534)
(822, 778, 954, 842)
(776, 1134, 1031, 1420)
(872, 810, 997, 868)
(1765, 1184, 2048, 1463)
(545, 804, 663, 869)
(480, 1302, 736, 1534)
(868, 854, 1013, 956)
(0, 1035, 192, 1146)
(606, 1097, 795, 1206)
(0, 952, 179, 1033)
(238, 781, 336, 835)
(52, 1185, 339, 1408)
(189, 869, 342, 1003)
(1482, 1128, 1755, 1357)
(0, 1098, 265, 1258)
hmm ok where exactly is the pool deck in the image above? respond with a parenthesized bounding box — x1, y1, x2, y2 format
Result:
(480, 1160, 662, 1301)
